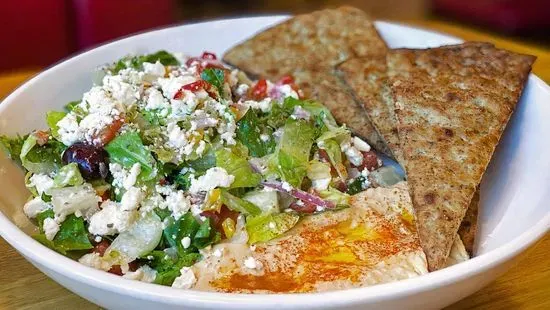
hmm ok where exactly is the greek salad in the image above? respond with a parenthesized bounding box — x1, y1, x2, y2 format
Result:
(0, 51, 398, 287)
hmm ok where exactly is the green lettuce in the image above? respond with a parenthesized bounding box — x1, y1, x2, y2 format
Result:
(147, 250, 200, 286)
(318, 187, 351, 207)
(53, 163, 84, 187)
(246, 212, 300, 244)
(187, 148, 216, 173)
(46, 111, 67, 140)
(200, 68, 225, 96)
(33, 213, 93, 254)
(0, 134, 26, 164)
(283, 97, 337, 126)
(111, 50, 179, 75)
(220, 189, 261, 216)
(105, 131, 157, 181)
(269, 119, 316, 187)
(20, 135, 65, 174)
(215, 147, 261, 188)
(162, 212, 220, 255)
(236, 109, 275, 157)
(347, 176, 367, 195)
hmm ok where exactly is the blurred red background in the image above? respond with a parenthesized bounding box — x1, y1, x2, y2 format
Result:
(1, 0, 548, 73)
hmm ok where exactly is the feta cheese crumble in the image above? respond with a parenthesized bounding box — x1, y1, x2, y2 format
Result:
(172, 267, 196, 289)
(181, 236, 191, 249)
(189, 167, 234, 194)
(23, 197, 51, 218)
(43, 217, 60, 241)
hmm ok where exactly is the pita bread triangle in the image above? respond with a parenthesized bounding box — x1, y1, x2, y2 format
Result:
(338, 48, 483, 256)
(387, 43, 535, 270)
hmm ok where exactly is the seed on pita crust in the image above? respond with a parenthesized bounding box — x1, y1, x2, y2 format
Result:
(444, 128, 454, 137)
(446, 92, 459, 101)
(424, 192, 436, 205)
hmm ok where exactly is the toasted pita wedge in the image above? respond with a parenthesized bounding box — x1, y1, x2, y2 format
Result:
(387, 43, 535, 270)
(192, 182, 428, 293)
(223, 6, 387, 78)
(223, 7, 391, 154)
(339, 49, 481, 259)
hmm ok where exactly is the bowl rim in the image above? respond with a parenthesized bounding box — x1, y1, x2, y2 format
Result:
(0, 15, 549, 308)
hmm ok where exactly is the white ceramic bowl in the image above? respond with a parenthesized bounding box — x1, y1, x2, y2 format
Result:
(1, 16, 549, 310)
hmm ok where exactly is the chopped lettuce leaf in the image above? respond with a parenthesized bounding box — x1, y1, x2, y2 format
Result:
(269, 119, 316, 187)
(193, 218, 220, 249)
(200, 68, 225, 96)
(105, 131, 156, 181)
(36, 208, 54, 233)
(306, 160, 331, 181)
(283, 97, 337, 126)
(319, 138, 347, 181)
(187, 149, 216, 173)
(318, 187, 351, 207)
(215, 147, 261, 188)
(64, 100, 86, 120)
(54, 163, 84, 187)
(220, 189, 261, 216)
(263, 103, 290, 129)
(172, 171, 193, 191)
(347, 176, 366, 195)
(236, 109, 275, 157)
(46, 111, 67, 140)
(141, 50, 179, 66)
(147, 250, 200, 286)
(0, 134, 26, 164)
(316, 125, 350, 144)
(20, 135, 65, 174)
(163, 212, 200, 251)
(54, 214, 94, 251)
(162, 212, 219, 256)
(111, 50, 179, 74)
(64, 100, 80, 112)
(33, 214, 93, 254)
(246, 212, 300, 244)
(108, 212, 163, 261)
(243, 189, 279, 214)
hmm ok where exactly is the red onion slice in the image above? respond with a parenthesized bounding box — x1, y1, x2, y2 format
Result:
(261, 180, 336, 209)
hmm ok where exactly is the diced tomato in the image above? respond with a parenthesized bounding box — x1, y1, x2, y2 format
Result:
(277, 74, 295, 85)
(95, 118, 124, 146)
(181, 80, 207, 93)
(108, 261, 138, 276)
(92, 239, 111, 257)
(99, 190, 111, 202)
(289, 201, 316, 214)
(357, 151, 381, 172)
(174, 80, 218, 99)
(334, 180, 348, 193)
(108, 265, 123, 276)
(33, 130, 50, 146)
(201, 51, 217, 60)
(128, 260, 140, 272)
(250, 79, 268, 100)
(201, 205, 240, 239)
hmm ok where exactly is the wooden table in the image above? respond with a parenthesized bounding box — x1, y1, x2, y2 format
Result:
(1, 21, 549, 310)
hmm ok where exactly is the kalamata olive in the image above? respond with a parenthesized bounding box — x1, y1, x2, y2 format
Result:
(357, 151, 381, 172)
(62, 143, 109, 180)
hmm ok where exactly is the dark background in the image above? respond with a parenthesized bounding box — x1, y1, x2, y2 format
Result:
(1, 0, 548, 73)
